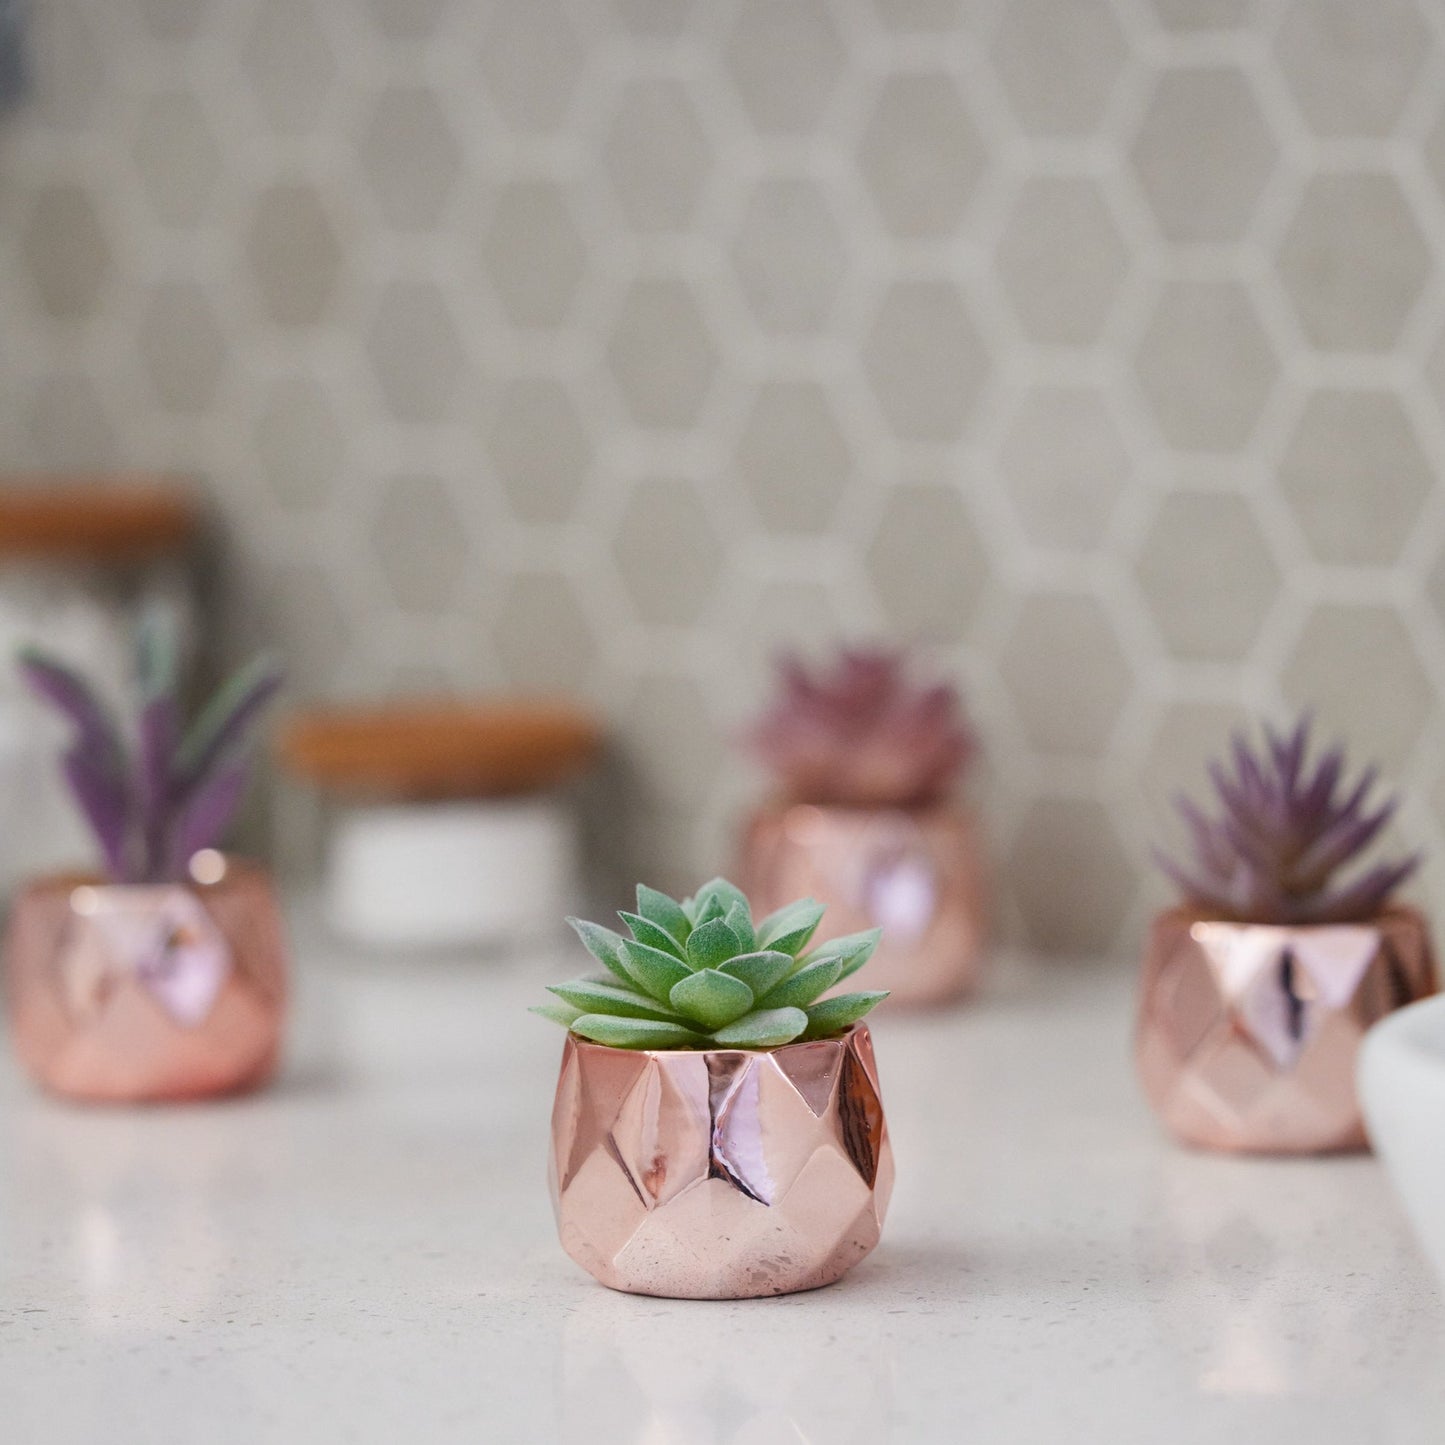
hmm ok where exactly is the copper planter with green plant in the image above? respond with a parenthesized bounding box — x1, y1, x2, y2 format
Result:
(1136, 717, 1436, 1154)
(536, 877, 893, 1299)
(5, 617, 288, 1103)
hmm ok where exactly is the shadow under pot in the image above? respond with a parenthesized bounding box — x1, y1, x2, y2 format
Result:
(739, 801, 988, 1007)
(549, 1023, 893, 1299)
(1136, 905, 1436, 1154)
(5, 857, 288, 1103)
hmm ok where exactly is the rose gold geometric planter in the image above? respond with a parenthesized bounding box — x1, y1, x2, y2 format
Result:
(739, 801, 988, 1008)
(1135, 905, 1436, 1154)
(548, 1023, 893, 1299)
(4, 857, 288, 1104)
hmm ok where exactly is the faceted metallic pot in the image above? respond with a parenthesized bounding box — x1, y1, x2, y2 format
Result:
(739, 801, 988, 1007)
(1136, 905, 1437, 1154)
(548, 1023, 893, 1299)
(5, 858, 288, 1103)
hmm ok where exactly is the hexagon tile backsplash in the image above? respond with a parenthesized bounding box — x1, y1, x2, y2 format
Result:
(5, 0, 1445, 956)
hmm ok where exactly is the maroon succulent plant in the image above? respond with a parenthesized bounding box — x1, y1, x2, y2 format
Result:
(1157, 715, 1419, 925)
(18, 616, 283, 885)
(748, 647, 975, 809)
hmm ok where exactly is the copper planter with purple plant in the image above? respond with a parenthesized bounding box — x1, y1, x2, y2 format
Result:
(6, 859, 287, 1103)
(739, 647, 987, 1008)
(535, 878, 893, 1299)
(6, 618, 287, 1103)
(1137, 717, 1436, 1154)
(740, 800, 988, 1006)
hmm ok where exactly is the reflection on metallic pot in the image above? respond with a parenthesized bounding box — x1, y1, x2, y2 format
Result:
(5, 857, 287, 1103)
(548, 1023, 893, 1299)
(1136, 906, 1436, 1154)
(740, 801, 988, 1007)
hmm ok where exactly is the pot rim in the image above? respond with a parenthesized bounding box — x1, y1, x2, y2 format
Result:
(16, 853, 271, 899)
(1152, 901, 1424, 934)
(564, 1019, 871, 1062)
(758, 794, 974, 822)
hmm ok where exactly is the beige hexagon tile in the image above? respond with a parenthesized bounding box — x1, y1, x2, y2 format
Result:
(612, 478, 724, 628)
(1147, 0, 1253, 28)
(1277, 391, 1430, 566)
(1133, 491, 1280, 662)
(1130, 66, 1277, 245)
(735, 381, 851, 535)
(863, 280, 988, 442)
(255, 560, 353, 697)
(485, 377, 592, 525)
(1273, 0, 1430, 139)
(30, 2, 106, 132)
(999, 591, 1133, 757)
(255, 377, 343, 512)
(482, 179, 586, 330)
(858, 72, 985, 239)
(604, 276, 717, 430)
(20, 184, 111, 321)
(602, 78, 712, 234)
(1139, 699, 1251, 825)
(611, 0, 695, 36)
(990, 0, 1126, 137)
(358, 86, 463, 231)
(1007, 796, 1135, 954)
(493, 570, 598, 691)
(1282, 604, 1433, 769)
(241, 0, 335, 135)
(1276, 172, 1430, 353)
(730, 177, 848, 336)
(245, 183, 344, 327)
(1134, 280, 1278, 451)
(725, 0, 845, 135)
(864, 482, 990, 642)
(134, 0, 210, 41)
(997, 385, 1129, 552)
(24, 374, 118, 470)
(366, 280, 469, 424)
(364, 0, 449, 40)
(370, 475, 470, 614)
(137, 282, 228, 414)
(478, 0, 584, 134)
(994, 176, 1127, 346)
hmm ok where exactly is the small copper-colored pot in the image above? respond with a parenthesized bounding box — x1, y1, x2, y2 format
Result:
(548, 1023, 893, 1299)
(738, 799, 988, 1007)
(4, 858, 288, 1103)
(1135, 905, 1436, 1154)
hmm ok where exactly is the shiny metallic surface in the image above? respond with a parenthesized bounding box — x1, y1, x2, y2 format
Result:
(1136, 906, 1436, 1154)
(739, 801, 988, 1007)
(548, 1023, 893, 1299)
(5, 860, 288, 1103)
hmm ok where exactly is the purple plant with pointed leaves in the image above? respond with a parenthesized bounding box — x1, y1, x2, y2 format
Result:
(18, 617, 283, 885)
(748, 646, 976, 809)
(1157, 716, 1420, 925)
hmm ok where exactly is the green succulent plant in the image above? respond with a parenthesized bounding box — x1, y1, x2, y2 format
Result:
(533, 878, 887, 1050)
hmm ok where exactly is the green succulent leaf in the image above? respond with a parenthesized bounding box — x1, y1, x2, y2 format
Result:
(801, 990, 889, 1041)
(757, 899, 826, 956)
(718, 949, 794, 998)
(566, 918, 635, 986)
(669, 969, 755, 1030)
(570, 1015, 706, 1049)
(694, 876, 750, 918)
(690, 892, 727, 928)
(712, 1007, 809, 1048)
(759, 954, 844, 1009)
(617, 910, 686, 960)
(723, 899, 757, 953)
(636, 884, 692, 943)
(618, 939, 693, 999)
(686, 917, 742, 971)
(548, 980, 685, 1023)
(800, 928, 883, 983)
(531, 1002, 584, 1028)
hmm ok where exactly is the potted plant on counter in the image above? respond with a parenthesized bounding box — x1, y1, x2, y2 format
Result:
(1137, 716, 1436, 1153)
(5, 618, 287, 1103)
(738, 647, 987, 1007)
(535, 876, 892, 1299)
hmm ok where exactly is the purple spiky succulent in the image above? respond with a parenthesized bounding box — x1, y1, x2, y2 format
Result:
(748, 646, 976, 809)
(1157, 716, 1420, 926)
(18, 615, 283, 885)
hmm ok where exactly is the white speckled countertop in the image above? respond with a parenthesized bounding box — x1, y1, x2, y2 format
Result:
(2, 928, 1443, 1443)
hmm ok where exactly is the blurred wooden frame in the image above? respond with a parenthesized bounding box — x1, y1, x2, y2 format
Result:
(0, 478, 200, 560)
